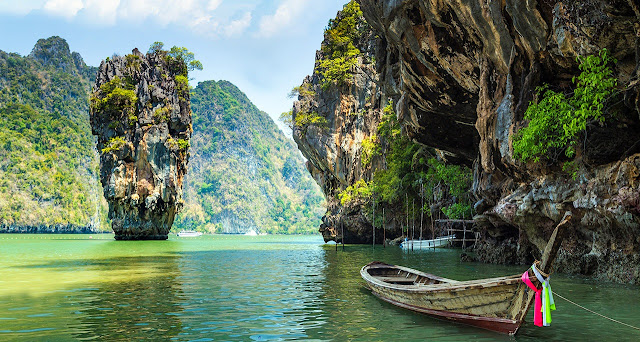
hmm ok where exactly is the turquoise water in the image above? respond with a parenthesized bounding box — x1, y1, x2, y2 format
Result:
(1, 234, 639, 341)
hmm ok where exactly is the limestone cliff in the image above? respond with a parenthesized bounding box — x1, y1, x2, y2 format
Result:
(90, 48, 192, 240)
(295, 1, 640, 283)
(290, 4, 393, 243)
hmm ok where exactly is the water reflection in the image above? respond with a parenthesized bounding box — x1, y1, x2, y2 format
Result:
(2, 236, 639, 341)
(70, 255, 184, 340)
(313, 245, 513, 341)
(167, 247, 329, 341)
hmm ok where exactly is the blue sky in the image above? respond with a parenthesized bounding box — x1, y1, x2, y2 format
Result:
(0, 0, 348, 133)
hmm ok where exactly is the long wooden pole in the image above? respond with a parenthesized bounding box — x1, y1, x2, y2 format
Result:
(420, 182, 424, 241)
(540, 211, 572, 273)
(383, 207, 386, 248)
(412, 199, 415, 251)
(406, 194, 409, 239)
(372, 193, 375, 248)
(342, 220, 344, 251)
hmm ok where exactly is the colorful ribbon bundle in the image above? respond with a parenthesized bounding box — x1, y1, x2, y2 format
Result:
(521, 264, 556, 327)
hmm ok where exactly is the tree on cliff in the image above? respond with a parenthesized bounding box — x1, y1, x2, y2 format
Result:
(316, 0, 368, 89)
(148, 42, 203, 73)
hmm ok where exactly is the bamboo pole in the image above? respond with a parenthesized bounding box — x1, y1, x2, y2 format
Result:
(405, 194, 409, 239)
(372, 193, 375, 248)
(342, 220, 344, 251)
(412, 199, 415, 251)
(420, 182, 424, 241)
(383, 207, 386, 248)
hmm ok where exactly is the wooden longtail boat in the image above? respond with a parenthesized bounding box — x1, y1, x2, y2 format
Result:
(361, 212, 572, 335)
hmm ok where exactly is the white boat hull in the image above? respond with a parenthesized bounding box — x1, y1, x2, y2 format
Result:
(400, 235, 455, 249)
(177, 231, 202, 237)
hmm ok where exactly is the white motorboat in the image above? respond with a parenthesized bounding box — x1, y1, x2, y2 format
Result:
(177, 230, 203, 237)
(399, 235, 456, 249)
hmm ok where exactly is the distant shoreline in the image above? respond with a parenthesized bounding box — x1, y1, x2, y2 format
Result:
(0, 224, 109, 234)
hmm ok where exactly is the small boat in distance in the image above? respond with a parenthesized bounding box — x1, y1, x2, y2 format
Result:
(361, 212, 571, 335)
(244, 229, 258, 236)
(177, 230, 203, 237)
(400, 235, 455, 249)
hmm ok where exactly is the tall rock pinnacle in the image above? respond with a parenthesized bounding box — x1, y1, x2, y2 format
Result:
(90, 48, 192, 240)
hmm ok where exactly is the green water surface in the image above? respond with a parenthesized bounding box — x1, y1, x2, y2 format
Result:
(1, 234, 639, 341)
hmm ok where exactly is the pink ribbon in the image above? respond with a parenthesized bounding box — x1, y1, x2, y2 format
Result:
(522, 270, 543, 327)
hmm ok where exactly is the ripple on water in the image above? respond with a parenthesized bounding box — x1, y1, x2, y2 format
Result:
(2, 235, 640, 341)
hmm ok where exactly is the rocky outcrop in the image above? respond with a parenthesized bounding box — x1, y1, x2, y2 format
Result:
(90, 48, 192, 240)
(290, 7, 397, 243)
(296, 1, 640, 283)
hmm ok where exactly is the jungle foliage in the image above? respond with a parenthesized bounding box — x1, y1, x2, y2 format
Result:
(281, 83, 327, 135)
(0, 37, 107, 229)
(514, 49, 618, 165)
(339, 101, 474, 222)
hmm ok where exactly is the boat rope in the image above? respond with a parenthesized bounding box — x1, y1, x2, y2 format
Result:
(554, 292, 640, 331)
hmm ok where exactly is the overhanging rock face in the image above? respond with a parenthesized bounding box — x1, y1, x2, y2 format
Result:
(294, 0, 640, 282)
(356, 0, 640, 282)
(90, 48, 192, 240)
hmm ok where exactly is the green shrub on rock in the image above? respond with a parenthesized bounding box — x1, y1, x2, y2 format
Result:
(90, 76, 138, 118)
(514, 49, 618, 163)
(317, 0, 367, 89)
(101, 136, 126, 154)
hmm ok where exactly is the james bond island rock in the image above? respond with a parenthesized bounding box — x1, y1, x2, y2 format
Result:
(90, 48, 192, 240)
(294, 1, 640, 283)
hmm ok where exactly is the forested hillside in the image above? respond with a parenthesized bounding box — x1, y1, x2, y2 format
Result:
(0, 37, 323, 235)
(174, 81, 324, 234)
(0, 37, 108, 231)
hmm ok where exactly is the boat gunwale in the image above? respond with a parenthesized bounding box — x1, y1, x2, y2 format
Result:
(361, 262, 525, 293)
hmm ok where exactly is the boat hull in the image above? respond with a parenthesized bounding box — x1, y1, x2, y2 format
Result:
(371, 291, 522, 334)
(361, 262, 535, 335)
(177, 231, 202, 237)
(400, 235, 455, 249)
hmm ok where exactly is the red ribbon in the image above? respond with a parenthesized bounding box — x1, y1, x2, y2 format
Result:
(522, 270, 543, 327)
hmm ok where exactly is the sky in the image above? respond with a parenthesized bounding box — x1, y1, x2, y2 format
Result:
(0, 0, 348, 134)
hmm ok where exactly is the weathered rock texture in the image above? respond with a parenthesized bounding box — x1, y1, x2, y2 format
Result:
(291, 10, 397, 244)
(295, 1, 640, 283)
(90, 49, 191, 240)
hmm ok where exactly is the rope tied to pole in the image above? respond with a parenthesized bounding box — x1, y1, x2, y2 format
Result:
(554, 291, 640, 331)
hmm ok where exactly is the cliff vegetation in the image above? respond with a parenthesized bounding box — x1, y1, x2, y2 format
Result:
(0, 37, 107, 231)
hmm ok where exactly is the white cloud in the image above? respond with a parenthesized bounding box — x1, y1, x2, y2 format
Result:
(0, 0, 252, 37)
(207, 0, 222, 11)
(224, 12, 252, 37)
(258, 0, 310, 38)
(0, 0, 47, 16)
(44, 0, 84, 19)
(84, 0, 120, 25)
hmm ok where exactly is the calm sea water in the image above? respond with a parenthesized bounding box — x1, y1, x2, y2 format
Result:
(1, 234, 639, 341)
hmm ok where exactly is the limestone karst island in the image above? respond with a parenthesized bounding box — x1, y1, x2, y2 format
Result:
(1, 0, 640, 340)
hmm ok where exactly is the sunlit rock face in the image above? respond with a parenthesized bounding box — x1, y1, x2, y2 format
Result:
(90, 48, 192, 240)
